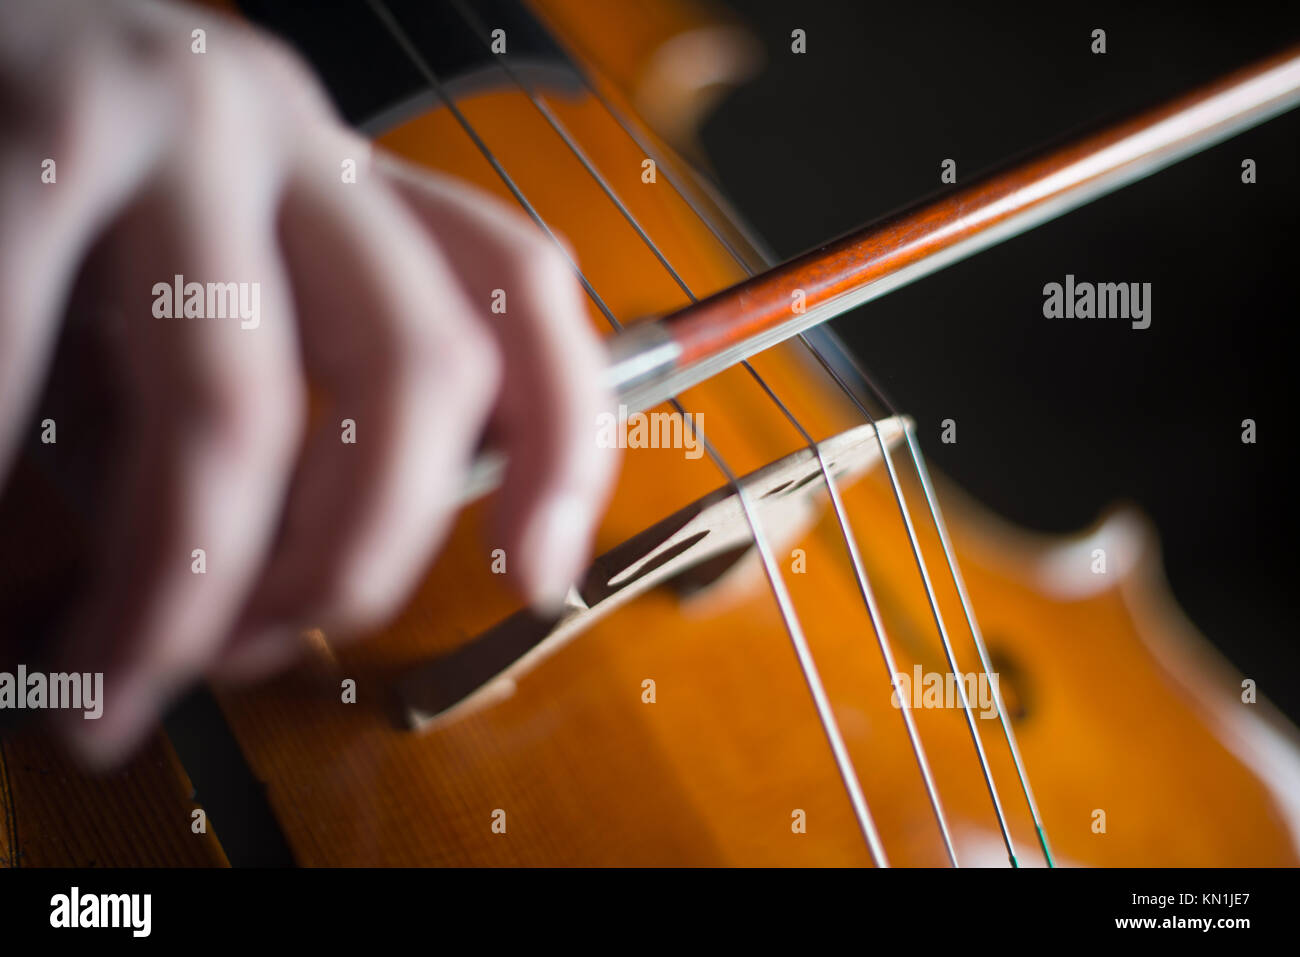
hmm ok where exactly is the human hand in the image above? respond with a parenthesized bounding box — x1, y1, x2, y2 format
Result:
(0, 0, 618, 763)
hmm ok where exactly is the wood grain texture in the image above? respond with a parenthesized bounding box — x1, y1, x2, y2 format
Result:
(3, 0, 1296, 867)
(0, 729, 227, 867)
(199, 72, 1300, 865)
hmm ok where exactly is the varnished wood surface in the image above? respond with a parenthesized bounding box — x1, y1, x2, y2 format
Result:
(0, 730, 227, 867)
(206, 65, 1300, 864)
(2, 0, 1297, 867)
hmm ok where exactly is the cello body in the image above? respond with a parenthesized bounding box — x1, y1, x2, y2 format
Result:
(1, 0, 1297, 867)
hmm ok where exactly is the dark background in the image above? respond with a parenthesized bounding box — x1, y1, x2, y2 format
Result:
(700, 1, 1300, 722)
(4, 1, 1292, 867)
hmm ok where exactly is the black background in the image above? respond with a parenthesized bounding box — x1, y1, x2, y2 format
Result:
(0, 864, 1288, 940)
(701, 1, 1300, 722)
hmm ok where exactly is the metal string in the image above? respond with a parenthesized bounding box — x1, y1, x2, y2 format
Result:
(824, 351, 1056, 866)
(506, 19, 1054, 867)
(445, 0, 966, 866)
(805, 345, 1020, 866)
(366, 0, 890, 866)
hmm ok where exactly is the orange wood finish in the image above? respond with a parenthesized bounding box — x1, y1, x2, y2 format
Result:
(203, 2, 1300, 865)
(1, 731, 227, 868)
(1, 0, 1297, 868)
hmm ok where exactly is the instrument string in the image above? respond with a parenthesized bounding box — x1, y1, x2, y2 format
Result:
(522, 28, 769, 275)
(804, 346, 1021, 866)
(820, 349, 1057, 866)
(445, 0, 964, 866)
(367, 0, 891, 866)
(515, 20, 1053, 867)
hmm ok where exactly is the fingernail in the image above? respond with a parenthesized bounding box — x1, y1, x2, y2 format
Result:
(212, 624, 308, 683)
(62, 671, 159, 770)
(525, 493, 588, 613)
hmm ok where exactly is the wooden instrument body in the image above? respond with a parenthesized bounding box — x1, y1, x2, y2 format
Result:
(2, 0, 1297, 868)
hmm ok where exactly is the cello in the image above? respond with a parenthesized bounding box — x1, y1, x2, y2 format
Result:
(2, 0, 1298, 867)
